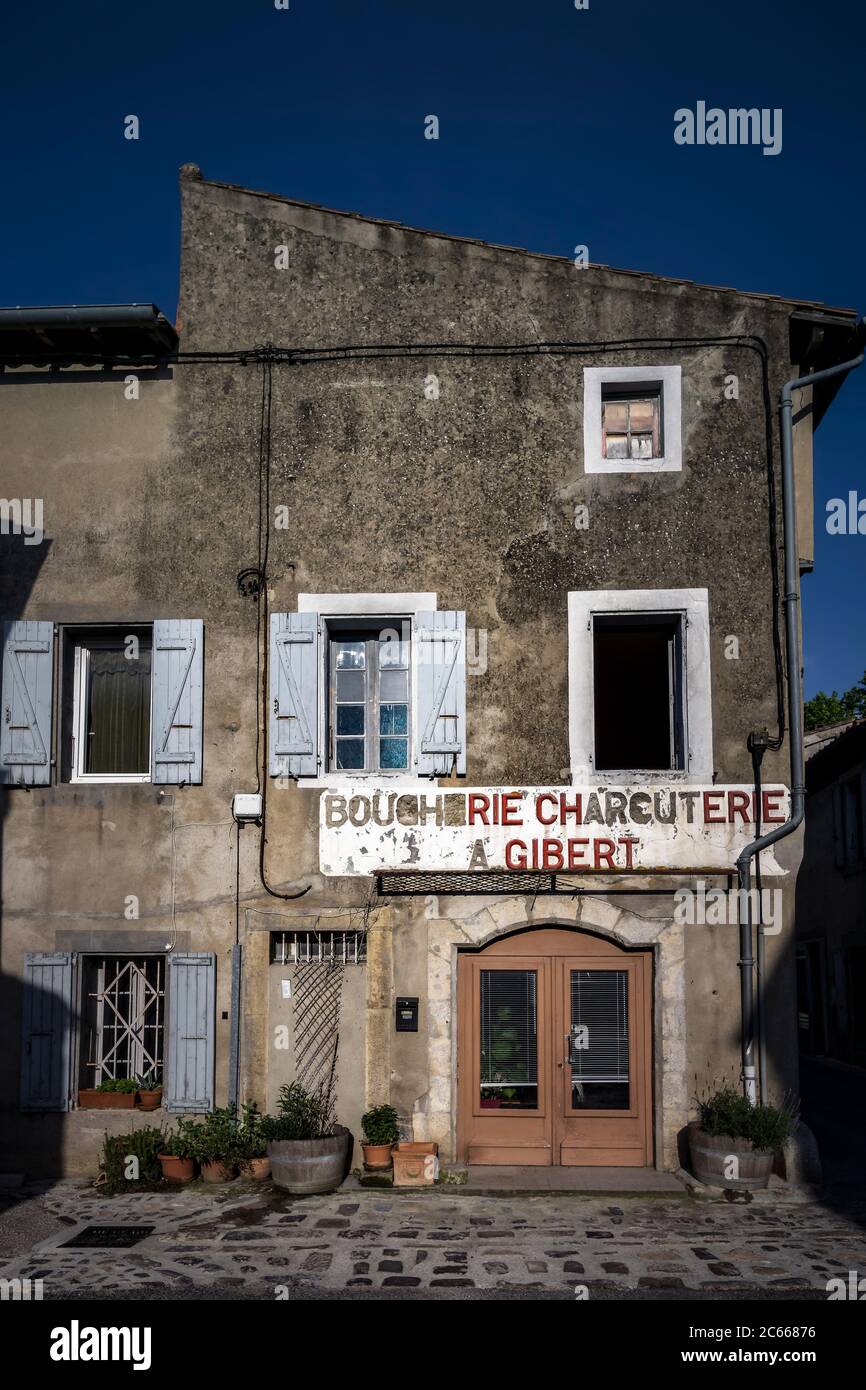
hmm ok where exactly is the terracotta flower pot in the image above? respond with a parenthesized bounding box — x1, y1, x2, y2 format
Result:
(201, 1159, 237, 1183)
(361, 1142, 394, 1170)
(244, 1156, 272, 1181)
(137, 1090, 163, 1112)
(78, 1089, 136, 1110)
(392, 1141, 439, 1187)
(158, 1154, 195, 1183)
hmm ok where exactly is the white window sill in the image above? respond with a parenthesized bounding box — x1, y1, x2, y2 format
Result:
(296, 773, 434, 790)
(573, 768, 693, 784)
(585, 455, 681, 475)
(70, 774, 151, 784)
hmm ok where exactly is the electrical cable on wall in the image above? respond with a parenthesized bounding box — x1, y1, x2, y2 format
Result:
(8, 330, 795, 787)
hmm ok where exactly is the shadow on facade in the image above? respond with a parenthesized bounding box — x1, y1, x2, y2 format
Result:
(0, 532, 67, 1193)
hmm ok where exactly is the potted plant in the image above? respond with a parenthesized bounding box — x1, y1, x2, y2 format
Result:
(158, 1118, 198, 1183)
(237, 1102, 271, 1181)
(361, 1104, 399, 1169)
(264, 1081, 350, 1194)
(192, 1106, 240, 1182)
(135, 1069, 163, 1112)
(99, 1125, 166, 1194)
(688, 1085, 795, 1190)
(78, 1077, 138, 1110)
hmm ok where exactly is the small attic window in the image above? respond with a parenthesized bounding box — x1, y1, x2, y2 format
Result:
(601, 388, 662, 461)
(583, 366, 682, 474)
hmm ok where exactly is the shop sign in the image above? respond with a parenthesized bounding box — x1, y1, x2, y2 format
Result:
(318, 785, 791, 876)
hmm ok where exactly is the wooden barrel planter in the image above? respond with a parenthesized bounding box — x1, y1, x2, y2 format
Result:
(687, 1121, 774, 1190)
(268, 1126, 350, 1195)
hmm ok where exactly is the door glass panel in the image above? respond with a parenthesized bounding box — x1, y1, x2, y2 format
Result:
(479, 969, 538, 1109)
(569, 969, 629, 1110)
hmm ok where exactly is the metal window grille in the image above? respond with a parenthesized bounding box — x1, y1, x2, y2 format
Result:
(82, 956, 165, 1084)
(270, 931, 367, 965)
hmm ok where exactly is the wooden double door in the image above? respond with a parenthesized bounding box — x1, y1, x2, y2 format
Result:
(457, 928, 652, 1167)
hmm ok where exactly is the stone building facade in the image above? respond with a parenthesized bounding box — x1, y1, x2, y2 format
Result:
(0, 167, 860, 1175)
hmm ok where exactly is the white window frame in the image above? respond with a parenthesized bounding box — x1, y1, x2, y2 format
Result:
(71, 632, 153, 784)
(296, 592, 436, 787)
(583, 365, 682, 474)
(567, 588, 713, 784)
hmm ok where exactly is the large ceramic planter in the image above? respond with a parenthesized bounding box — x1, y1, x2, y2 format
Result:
(268, 1126, 350, 1195)
(361, 1142, 394, 1171)
(78, 1089, 136, 1110)
(158, 1154, 195, 1183)
(201, 1160, 236, 1184)
(244, 1157, 272, 1182)
(687, 1122, 774, 1190)
(138, 1090, 163, 1112)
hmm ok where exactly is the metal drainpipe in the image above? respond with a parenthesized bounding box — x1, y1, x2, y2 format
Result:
(735, 347, 864, 1104)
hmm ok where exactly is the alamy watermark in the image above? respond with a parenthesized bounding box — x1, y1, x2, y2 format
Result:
(0, 497, 44, 545)
(674, 880, 782, 935)
(674, 103, 782, 157)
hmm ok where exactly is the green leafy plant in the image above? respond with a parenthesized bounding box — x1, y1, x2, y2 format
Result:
(362, 1104, 399, 1146)
(161, 1116, 199, 1161)
(696, 1085, 795, 1152)
(804, 670, 866, 731)
(99, 1125, 167, 1194)
(261, 1082, 335, 1142)
(187, 1106, 241, 1165)
(236, 1101, 268, 1164)
(488, 1006, 528, 1084)
(95, 1077, 138, 1094)
(135, 1069, 162, 1091)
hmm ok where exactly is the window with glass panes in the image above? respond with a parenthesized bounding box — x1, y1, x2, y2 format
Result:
(601, 386, 662, 461)
(328, 624, 410, 772)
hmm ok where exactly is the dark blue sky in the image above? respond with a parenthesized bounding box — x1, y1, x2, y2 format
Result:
(2, 0, 863, 697)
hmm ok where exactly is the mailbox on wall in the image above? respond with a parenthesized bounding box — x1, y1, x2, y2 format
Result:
(395, 997, 419, 1032)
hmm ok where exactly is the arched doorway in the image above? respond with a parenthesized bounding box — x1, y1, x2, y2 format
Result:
(457, 927, 653, 1166)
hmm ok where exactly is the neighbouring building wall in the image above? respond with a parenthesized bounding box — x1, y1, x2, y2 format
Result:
(798, 726, 866, 1067)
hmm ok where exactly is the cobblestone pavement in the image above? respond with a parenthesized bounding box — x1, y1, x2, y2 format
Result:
(2, 1182, 865, 1299)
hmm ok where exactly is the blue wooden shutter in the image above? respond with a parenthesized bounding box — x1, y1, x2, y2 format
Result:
(1, 620, 54, 786)
(269, 611, 319, 777)
(151, 619, 204, 785)
(416, 610, 467, 776)
(21, 953, 75, 1111)
(164, 952, 215, 1113)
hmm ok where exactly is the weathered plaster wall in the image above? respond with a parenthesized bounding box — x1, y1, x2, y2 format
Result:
(0, 171, 816, 1173)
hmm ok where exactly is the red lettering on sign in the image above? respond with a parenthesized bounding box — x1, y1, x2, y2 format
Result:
(542, 839, 564, 870)
(727, 791, 752, 824)
(621, 836, 639, 869)
(559, 793, 583, 824)
(536, 792, 557, 826)
(762, 790, 786, 824)
(594, 838, 617, 869)
(468, 794, 490, 826)
(501, 792, 522, 826)
(504, 838, 527, 869)
(567, 838, 590, 870)
(703, 792, 725, 823)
